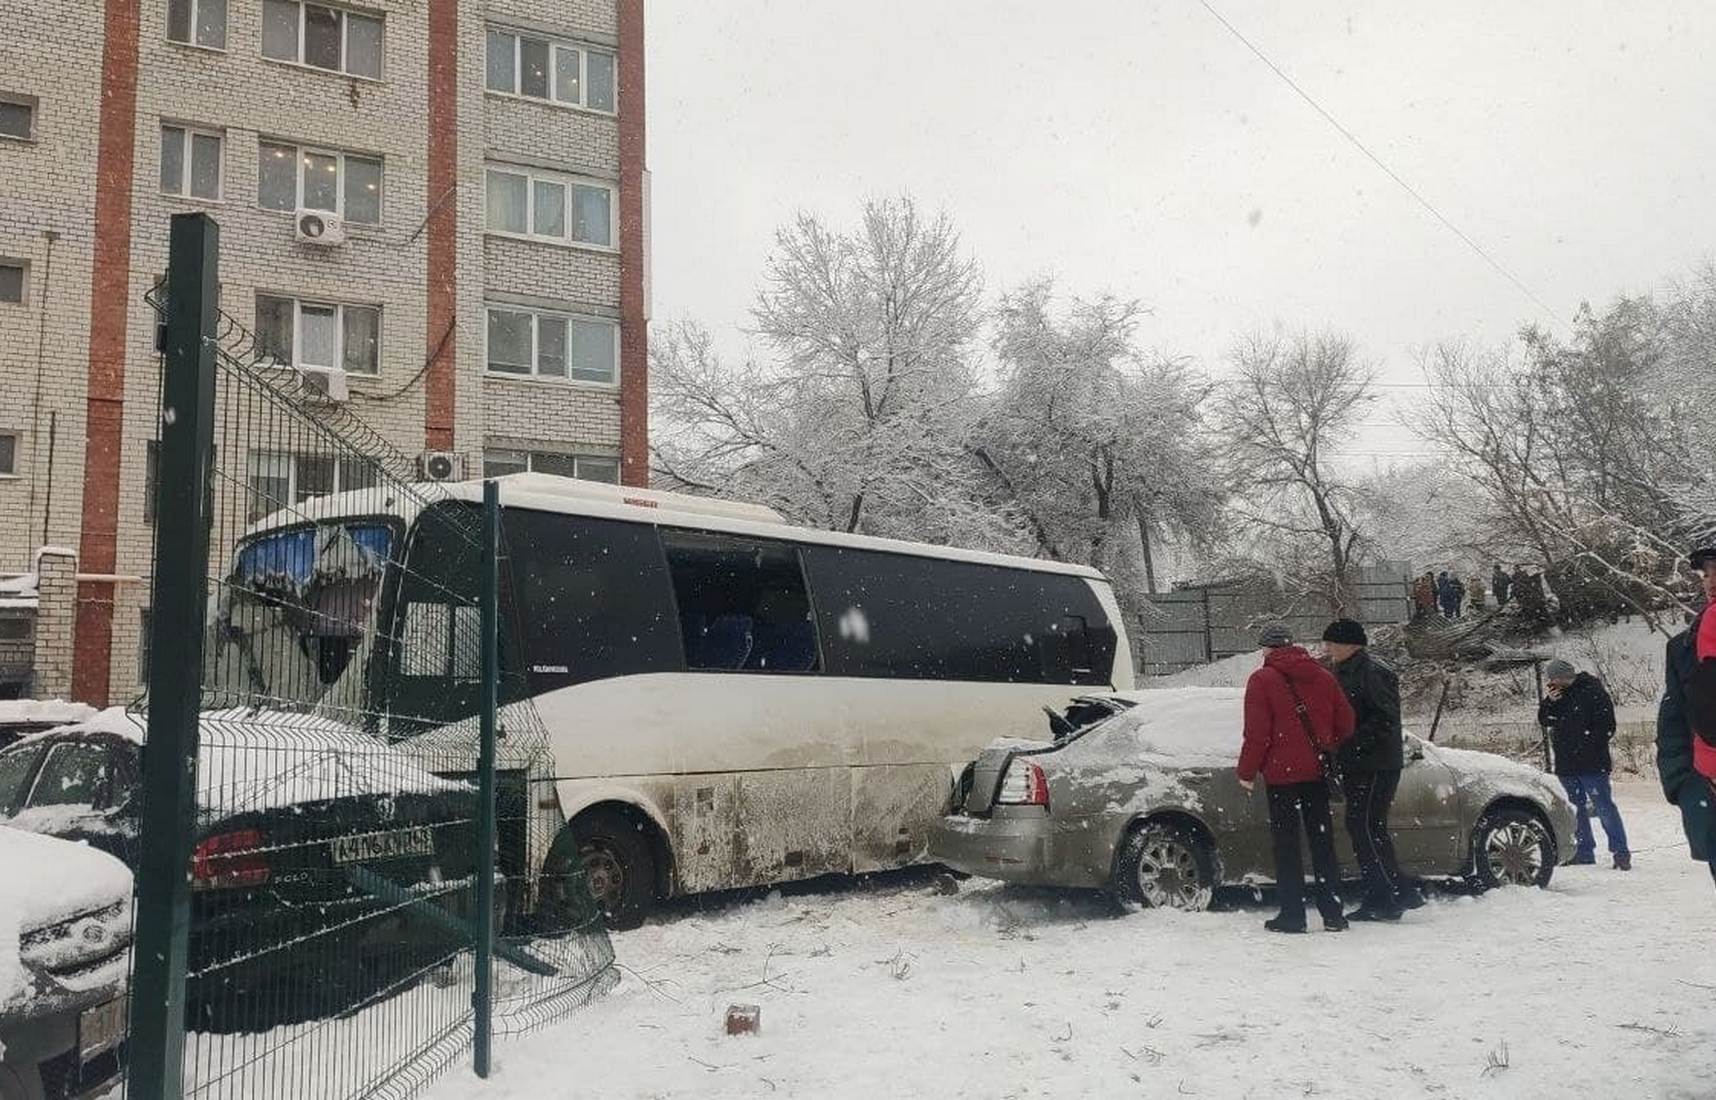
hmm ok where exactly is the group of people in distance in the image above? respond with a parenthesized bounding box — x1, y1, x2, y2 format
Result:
(1411, 564, 1548, 621)
(1235, 543, 1716, 933)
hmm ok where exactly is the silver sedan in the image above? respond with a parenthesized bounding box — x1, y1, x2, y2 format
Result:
(930, 688, 1577, 910)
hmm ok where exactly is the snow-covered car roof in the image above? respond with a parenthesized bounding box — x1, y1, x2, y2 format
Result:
(1079, 688, 1245, 766)
(0, 825, 131, 1008)
(15, 708, 468, 817)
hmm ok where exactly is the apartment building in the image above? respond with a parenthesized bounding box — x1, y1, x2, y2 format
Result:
(0, 0, 649, 706)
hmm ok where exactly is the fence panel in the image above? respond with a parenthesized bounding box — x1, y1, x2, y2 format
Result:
(130, 228, 615, 1100)
(1135, 590, 1209, 676)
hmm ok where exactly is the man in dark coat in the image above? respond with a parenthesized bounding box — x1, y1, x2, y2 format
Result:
(1492, 564, 1512, 608)
(1322, 619, 1413, 920)
(1540, 658, 1631, 869)
(1237, 622, 1355, 934)
(1658, 545, 1716, 884)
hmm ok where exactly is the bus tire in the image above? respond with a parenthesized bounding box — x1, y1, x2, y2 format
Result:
(568, 809, 657, 931)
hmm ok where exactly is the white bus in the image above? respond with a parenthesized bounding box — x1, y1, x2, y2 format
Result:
(221, 473, 1133, 925)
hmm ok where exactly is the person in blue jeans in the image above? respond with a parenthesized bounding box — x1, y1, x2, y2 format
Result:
(1539, 658, 1631, 869)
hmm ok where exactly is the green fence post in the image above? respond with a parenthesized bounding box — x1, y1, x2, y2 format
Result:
(474, 478, 499, 1077)
(130, 212, 220, 1100)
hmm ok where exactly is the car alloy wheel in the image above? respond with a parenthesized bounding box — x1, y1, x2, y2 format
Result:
(1118, 823, 1215, 912)
(1471, 807, 1555, 890)
(1483, 821, 1544, 885)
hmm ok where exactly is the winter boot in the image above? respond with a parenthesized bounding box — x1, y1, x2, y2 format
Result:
(1613, 852, 1632, 871)
(1323, 914, 1349, 932)
(1264, 916, 1307, 934)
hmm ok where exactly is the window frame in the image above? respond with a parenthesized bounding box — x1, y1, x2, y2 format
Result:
(0, 260, 26, 306)
(0, 432, 18, 478)
(257, 139, 384, 225)
(261, 0, 385, 81)
(484, 26, 616, 114)
(255, 293, 383, 376)
(159, 123, 225, 202)
(481, 448, 622, 483)
(483, 305, 619, 386)
(660, 529, 824, 675)
(0, 94, 37, 143)
(483, 164, 616, 249)
(246, 450, 382, 520)
(165, 0, 227, 50)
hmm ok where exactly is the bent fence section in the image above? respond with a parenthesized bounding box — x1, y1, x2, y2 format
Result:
(130, 213, 614, 1100)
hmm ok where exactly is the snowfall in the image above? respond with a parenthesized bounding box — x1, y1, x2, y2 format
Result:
(425, 780, 1716, 1100)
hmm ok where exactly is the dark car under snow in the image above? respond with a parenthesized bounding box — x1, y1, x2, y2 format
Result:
(0, 709, 487, 1031)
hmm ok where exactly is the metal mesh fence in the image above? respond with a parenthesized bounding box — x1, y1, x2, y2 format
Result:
(131, 280, 616, 1100)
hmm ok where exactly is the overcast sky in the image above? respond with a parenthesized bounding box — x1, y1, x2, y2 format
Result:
(644, 1, 1716, 464)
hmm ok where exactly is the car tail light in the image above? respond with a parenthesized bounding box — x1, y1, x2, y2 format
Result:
(995, 759, 1050, 808)
(192, 829, 270, 890)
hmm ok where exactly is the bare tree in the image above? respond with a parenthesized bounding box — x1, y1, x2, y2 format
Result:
(975, 280, 1224, 596)
(1418, 296, 1702, 626)
(1213, 331, 1377, 614)
(650, 198, 1021, 549)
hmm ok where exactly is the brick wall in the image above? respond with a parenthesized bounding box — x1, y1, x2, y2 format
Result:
(5, 0, 643, 703)
(33, 549, 78, 700)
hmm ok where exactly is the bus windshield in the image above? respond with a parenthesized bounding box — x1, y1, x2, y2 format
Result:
(209, 520, 396, 709)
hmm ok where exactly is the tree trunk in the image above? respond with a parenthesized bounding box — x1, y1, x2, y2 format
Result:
(1133, 496, 1159, 595)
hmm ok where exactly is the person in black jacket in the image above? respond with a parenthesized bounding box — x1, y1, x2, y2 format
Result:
(1657, 545, 1716, 885)
(1322, 618, 1414, 919)
(1539, 658, 1631, 869)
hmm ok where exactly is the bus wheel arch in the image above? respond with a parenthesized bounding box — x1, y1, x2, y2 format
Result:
(550, 801, 673, 931)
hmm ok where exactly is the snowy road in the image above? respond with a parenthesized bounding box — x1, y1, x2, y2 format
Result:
(430, 782, 1716, 1100)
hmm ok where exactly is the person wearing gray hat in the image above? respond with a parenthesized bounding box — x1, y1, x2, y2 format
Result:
(1539, 658, 1630, 869)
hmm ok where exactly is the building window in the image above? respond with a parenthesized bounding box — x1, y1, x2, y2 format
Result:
(485, 27, 615, 113)
(160, 124, 223, 200)
(0, 434, 16, 476)
(0, 261, 24, 305)
(483, 449, 620, 484)
(144, 440, 159, 525)
(247, 451, 381, 520)
(258, 140, 382, 224)
(138, 609, 152, 684)
(166, 0, 227, 49)
(485, 307, 617, 384)
(0, 95, 36, 141)
(255, 294, 381, 375)
(261, 0, 383, 80)
(485, 165, 613, 248)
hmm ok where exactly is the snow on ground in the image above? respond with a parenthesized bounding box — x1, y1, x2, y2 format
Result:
(428, 783, 1716, 1100)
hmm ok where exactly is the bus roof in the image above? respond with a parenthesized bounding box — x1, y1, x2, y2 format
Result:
(248, 472, 1109, 582)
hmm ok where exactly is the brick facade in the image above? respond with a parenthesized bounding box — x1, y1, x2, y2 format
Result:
(1, 0, 648, 704)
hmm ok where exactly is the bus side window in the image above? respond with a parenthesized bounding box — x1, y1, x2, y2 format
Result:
(660, 530, 820, 674)
(804, 547, 1118, 685)
(501, 509, 682, 690)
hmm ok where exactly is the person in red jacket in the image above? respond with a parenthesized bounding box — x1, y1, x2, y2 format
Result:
(1238, 622, 1357, 933)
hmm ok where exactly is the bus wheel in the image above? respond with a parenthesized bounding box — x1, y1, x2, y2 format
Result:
(565, 810, 656, 931)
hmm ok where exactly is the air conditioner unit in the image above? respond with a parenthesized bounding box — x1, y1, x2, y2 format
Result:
(295, 209, 346, 247)
(300, 364, 350, 403)
(418, 451, 464, 482)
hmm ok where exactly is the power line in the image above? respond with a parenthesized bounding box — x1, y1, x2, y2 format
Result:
(1193, 0, 1566, 326)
